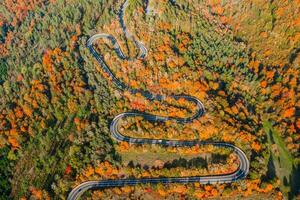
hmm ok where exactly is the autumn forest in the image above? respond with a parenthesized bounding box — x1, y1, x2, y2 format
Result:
(0, 0, 299, 199)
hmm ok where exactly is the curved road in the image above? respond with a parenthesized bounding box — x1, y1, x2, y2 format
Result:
(68, 0, 249, 199)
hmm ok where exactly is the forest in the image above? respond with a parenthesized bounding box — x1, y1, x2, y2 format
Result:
(0, 0, 299, 199)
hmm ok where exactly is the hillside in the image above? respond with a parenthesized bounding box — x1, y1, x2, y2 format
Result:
(0, 0, 299, 199)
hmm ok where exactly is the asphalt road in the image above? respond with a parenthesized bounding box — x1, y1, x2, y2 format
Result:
(67, 0, 249, 199)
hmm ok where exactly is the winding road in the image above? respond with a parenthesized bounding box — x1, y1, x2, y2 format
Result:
(67, 0, 250, 199)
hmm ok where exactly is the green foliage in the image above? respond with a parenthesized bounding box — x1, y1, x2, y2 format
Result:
(0, 0, 122, 197)
(0, 146, 13, 200)
(0, 0, 297, 199)
(0, 59, 8, 83)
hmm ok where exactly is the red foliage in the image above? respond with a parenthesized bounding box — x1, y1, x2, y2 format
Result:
(65, 165, 72, 175)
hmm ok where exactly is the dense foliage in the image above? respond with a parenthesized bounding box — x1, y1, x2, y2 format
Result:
(0, 0, 298, 199)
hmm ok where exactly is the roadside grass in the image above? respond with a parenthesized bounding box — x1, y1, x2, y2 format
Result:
(263, 121, 295, 199)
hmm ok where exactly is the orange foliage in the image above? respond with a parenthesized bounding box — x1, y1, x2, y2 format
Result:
(275, 7, 286, 18)
(118, 141, 130, 151)
(260, 32, 268, 38)
(130, 100, 146, 111)
(17, 74, 23, 82)
(231, 105, 239, 115)
(95, 166, 104, 176)
(113, 188, 122, 195)
(260, 80, 267, 88)
(296, 119, 300, 129)
(15, 107, 24, 118)
(282, 107, 295, 118)
(29, 187, 43, 199)
(10, 128, 18, 136)
(214, 5, 224, 15)
(8, 137, 20, 149)
(211, 188, 218, 196)
(5, 0, 43, 24)
(263, 184, 273, 193)
(211, 82, 219, 90)
(83, 165, 94, 178)
(249, 60, 260, 73)
(121, 186, 132, 194)
(251, 141, 262, 152)
(174, 185, 187, 194)
(74, 117, 80, 125)
(266, 70, 275, 79)
(271, 84, 281, 97)
(204, 185, 212, 192)
(157, 188, 167, 197)
(22, 104, 33, 117)
(264, 49, 272, 57)
(194, 190, 204, 198)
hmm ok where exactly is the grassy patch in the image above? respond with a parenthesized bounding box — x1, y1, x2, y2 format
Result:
(119, 145, 233, 170)
(263, 121, 295, 198)
(120, 149, 208, 167)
